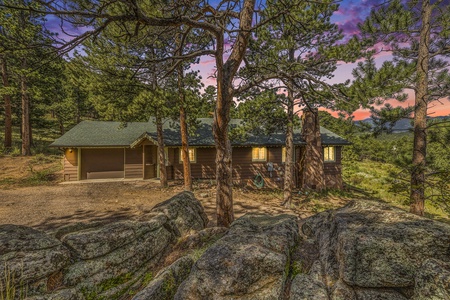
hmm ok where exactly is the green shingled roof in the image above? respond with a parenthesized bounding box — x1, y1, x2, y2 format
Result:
(50, 118, 350, 148)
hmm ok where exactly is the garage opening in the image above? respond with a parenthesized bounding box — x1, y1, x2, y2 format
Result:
(81, 148, 124, 180)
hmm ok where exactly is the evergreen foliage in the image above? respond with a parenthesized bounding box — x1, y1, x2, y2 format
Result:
(355, 0, 450, 215)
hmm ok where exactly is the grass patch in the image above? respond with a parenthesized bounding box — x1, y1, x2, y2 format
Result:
(0, 263, 27, 300)
(141, 272, 153, 287)
(343, 160, 449, 221)
(0, 154, 62, 188)
(290, 261, 305, 278)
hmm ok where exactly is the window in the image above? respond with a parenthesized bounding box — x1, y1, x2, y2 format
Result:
(282, 147, 286, 163)
(252, 147, 267, 162)
(324, 146, 335, 162)
(179, 148, 196, 163)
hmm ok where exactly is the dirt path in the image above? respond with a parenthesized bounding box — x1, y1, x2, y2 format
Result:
(0, 180, 301, 232)
(0, 155, 349, 232)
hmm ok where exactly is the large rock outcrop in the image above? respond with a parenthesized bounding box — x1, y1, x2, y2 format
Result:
(2, 195, 450, 300)
(174, 214, 299, 299)
(0, 191, 207, 299)
(0, 225, 70, 294)
(301, 200, 450, 299)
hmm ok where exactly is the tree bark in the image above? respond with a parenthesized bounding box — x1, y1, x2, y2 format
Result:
(214, 0, 256, 227)
(0, 54, 12, 149)
(410, 0, 431, 216)
(178, 65, 192, 191)
(156, 114, 168, 188)
(21, 59, 31, 156)
(283, 86, 295, 207)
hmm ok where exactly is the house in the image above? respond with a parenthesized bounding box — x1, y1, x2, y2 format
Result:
(50, 115, 350, 189)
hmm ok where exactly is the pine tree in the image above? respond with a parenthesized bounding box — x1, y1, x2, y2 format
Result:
(0, 0, 56, 155)
(237, 0, 359, 205)
(5, 0, 347, 226)
(359, 0, 450, 215)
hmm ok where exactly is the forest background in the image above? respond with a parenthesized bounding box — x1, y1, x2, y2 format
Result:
(0, 0, 449, 223)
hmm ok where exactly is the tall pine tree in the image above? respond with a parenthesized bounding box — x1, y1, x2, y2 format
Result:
(359, 0, 450, 215)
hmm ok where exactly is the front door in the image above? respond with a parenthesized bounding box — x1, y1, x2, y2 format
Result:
(144, 145, 157, 179)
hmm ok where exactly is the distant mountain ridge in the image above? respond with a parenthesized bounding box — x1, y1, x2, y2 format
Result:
(355, 116, 449, 133)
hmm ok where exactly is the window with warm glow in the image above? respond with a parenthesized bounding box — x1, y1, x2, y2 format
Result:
(252, 147, 267, 162)
(282, 147, 286, 162)
(324, 146, 335, 162)
(180, 148, 196, 163)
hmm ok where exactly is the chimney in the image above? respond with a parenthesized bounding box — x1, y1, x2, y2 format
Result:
(300, 108, 325, 190)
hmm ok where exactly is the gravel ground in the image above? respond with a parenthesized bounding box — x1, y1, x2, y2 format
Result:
(0, 179, 300, 232)
(0, 156, 346, 232)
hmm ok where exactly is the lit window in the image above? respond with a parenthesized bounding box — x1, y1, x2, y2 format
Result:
(282, 147, 286, 162)
(252, 147, 267, 162)
(180, 148, 196, 163)
(324, 146, 335, 162)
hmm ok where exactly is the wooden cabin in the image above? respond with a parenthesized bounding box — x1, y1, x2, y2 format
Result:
(50, 117, 350, 189)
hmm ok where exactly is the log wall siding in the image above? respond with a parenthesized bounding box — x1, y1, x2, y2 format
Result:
(321, 146, 343, 189)
(125, 147, 143, 178)
(63, 148, 78, 181)
(232, 147, 286, 182)
(63, 145, 343, 187)
(323, 147, 342, 176)
(172, 147, 216, 180)
(170, 147, 287, 182)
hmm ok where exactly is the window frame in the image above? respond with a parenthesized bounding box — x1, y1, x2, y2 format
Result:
(323, 146, 336, 162)
(179, 147, 196, 163)
(252, 147, 267, 162)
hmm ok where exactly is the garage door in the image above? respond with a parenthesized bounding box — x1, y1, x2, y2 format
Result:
(81, 148, 124, 180)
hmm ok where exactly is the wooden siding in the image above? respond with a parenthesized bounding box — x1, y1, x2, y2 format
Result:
(63, 148, 78, 181)
(172, 147, 216, 180)
(298, 145, 343, 189)
(80, 148, 124, 180)
(169, 147, 289, 183)
(125, 147, 143, 178)
(232, 147, 287, 182)
(323, 146, 342, 176)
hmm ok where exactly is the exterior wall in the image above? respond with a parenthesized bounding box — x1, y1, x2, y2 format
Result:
(298, 145, 343, 189)
(169, 147, 287, 184)
(63, 148, 78, 181)
(81, 148, 124, 180)
(232, 147, 286, 183)
(125, 147, 143, 179)
(323, 146, 343, 189)
(172, 147, 216, 180)
(62, 144, 344, 187)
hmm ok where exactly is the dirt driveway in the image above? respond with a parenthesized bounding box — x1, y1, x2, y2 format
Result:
(0, 180, 301, 232)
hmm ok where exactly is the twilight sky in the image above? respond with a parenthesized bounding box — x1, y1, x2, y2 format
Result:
(191, 0, 450, 120)
(45, 0, 450, 120)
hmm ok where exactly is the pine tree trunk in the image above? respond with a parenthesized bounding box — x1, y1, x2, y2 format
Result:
(156, 115, 168, 188)
(214, 0, 255, 227)
(410, 1, 431, 216)
(283, 87, 294, 207)
(0, 54, 12, 149)
(58, 116, 65, 135)
(178, 65, 192, 191)
(21, 59, 31, 156)
(214, 57, 234, 228)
